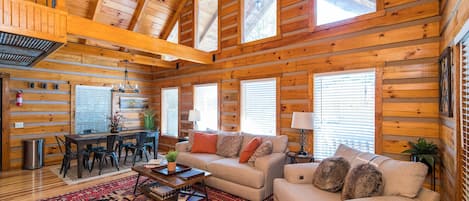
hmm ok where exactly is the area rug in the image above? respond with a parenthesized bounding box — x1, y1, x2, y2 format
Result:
(50, 154, 160, 185)
(41, 174, 268, 201)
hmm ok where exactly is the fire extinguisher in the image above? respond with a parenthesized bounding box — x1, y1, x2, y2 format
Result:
(16, 90, 23, 106)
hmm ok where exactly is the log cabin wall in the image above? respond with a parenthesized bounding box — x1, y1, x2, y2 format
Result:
(0, 45, 156, 169)
(439, 0, 469, 201)
(153, 0, 443, 194)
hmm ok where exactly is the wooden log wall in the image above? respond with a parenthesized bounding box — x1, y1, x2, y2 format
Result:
(439, 0, 469, 201)
(153, 0, 444, 194)
(0, 45, 156, 169)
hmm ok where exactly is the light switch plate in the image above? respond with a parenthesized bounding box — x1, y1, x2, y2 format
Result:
(14, 122, 24, 128)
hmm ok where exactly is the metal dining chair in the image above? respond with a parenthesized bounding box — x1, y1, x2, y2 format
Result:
(90, 135, 120, 175)
(55, 136, 91, 177)
(124, 132, 150, 166)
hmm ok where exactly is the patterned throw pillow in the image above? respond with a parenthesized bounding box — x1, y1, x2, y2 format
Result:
(312, 157, 350, 192)
(216, 135, 243, 158)
(342, 164, 384, 200)
(248, 140, 273, 166)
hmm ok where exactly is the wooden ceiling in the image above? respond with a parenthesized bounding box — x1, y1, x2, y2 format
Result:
(63, 0, 181, 50)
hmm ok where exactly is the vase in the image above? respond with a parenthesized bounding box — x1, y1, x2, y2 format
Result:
(167, 162, 176, 172)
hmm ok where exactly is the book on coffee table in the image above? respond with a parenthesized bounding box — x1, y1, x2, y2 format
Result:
(177, 169, 205, 180)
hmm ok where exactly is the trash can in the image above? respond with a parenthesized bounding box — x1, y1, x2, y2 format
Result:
(23, 138, 44, 170)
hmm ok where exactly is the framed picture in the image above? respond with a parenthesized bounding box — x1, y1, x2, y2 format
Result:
(439, 47, 453, 117)
(119, 96, 149, 110)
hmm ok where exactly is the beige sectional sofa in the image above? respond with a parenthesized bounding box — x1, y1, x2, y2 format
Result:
(273, 145, 440, 201)
(175, 133, 288, 201)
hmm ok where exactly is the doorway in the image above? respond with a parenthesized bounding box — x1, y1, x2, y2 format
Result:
(0, 73, 9, 171)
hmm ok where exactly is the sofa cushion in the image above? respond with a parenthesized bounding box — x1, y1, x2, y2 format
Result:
(239, 137, 262, 163)
(274, 178, 341, 201)
(334, 144, 362, 164)
(313, 157, 350, 192)
(342, 164, 384, 200)
(248, 140, 273, 166)
(241, 133, 288, 153)
(191, 132, 218, 154)
(378, 159, 428, 198)
(176, 152, 223, 170)
(216, 135, 243, 158)
(207, 158, 264, 189)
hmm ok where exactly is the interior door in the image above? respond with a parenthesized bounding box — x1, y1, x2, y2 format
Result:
(0, 78, 3, 170)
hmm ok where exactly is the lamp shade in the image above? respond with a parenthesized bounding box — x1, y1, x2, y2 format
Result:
(291, 112, 314, 130)
(188, 109, 201, 121)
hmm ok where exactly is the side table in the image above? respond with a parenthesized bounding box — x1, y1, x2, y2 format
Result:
(286, 151, 314, 164)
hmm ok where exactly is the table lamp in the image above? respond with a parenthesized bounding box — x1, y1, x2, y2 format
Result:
(291, 112, 314, 156)
(188, 109, 201, 130)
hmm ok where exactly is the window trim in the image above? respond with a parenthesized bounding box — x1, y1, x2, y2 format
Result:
(161, 87, 180, 137)
(308, 0, 385, 32)
(193, 0, 221, 53)
(239, 0, 281, 46)
(240, 77, 280, 135)
(193, 82, 220, 131)
(309, 67, 383, 155)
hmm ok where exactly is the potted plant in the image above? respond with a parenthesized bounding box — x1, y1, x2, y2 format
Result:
(402, 138, 439, 173)
(143, 109, 156, 131)
(110, 112, 124, 133)
(165, 151, 178, 172)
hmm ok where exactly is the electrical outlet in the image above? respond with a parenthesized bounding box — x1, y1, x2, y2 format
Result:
(14, 122, 24, 128)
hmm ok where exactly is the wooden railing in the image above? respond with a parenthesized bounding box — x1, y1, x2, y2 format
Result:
(0, 0, 67, 43)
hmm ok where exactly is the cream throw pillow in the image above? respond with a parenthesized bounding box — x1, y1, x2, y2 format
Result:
(379, 159, 428, 198)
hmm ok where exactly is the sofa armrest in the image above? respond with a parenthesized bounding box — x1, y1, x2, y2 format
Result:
(254, 153, 287, 197)
(175, 141, 189, 152)
(415, 188, 440, 201)
(284, 162, 319, 184)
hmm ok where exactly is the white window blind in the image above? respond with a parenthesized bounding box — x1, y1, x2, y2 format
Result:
(75, 86, 112, 134)
(194, 83, 218, 130)
(314, 70, 375, 160)
(461, 32, 469, 201)
(241, 78, 276, 135)
(161, 88, 179, 136)
(242, 0, 277, 43)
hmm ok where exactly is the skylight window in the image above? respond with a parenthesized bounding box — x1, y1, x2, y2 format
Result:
(242, 0, 278, 43)
(316, 0, 376, 26)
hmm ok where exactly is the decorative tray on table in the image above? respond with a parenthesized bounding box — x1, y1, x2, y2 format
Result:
(152, 164, 192, 176)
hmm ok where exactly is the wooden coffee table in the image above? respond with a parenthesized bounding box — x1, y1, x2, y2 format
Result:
(132, 165, 211, 200)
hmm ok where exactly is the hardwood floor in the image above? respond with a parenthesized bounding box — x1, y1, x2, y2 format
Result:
(0, 165, 136, 201)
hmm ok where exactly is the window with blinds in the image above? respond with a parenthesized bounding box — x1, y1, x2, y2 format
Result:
(314, 69, 376, 160)
(241, 78, 277, 135)
(161, 88, 179, 136)
(194, 83, 218, 130)
(460, 32, 469, 201)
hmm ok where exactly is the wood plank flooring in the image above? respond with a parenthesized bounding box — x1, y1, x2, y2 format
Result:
(0, 166, 136, 201)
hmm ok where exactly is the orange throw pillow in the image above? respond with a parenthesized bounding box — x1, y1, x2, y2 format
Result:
(191, 132, 218, 154)
(239, 137, 262, 163)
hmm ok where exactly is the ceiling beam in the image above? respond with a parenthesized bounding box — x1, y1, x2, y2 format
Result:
(57, 42, 175, 68)
(67, 15, 213, 64)
(160, 0, 189, 39)
(120, 0, 148, 52)
(84, 0, 103, 45)
(128, 0, 147, 31)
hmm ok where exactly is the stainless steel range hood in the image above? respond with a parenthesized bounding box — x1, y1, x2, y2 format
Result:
(0, 32, 63, 67)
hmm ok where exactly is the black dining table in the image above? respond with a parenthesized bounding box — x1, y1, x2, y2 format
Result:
(65, 130, 159, 178)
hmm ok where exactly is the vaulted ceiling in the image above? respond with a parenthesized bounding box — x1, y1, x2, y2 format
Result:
(65, 0, 181, 50)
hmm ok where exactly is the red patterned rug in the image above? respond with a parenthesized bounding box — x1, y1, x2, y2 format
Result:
(41, 175, 268, 201)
